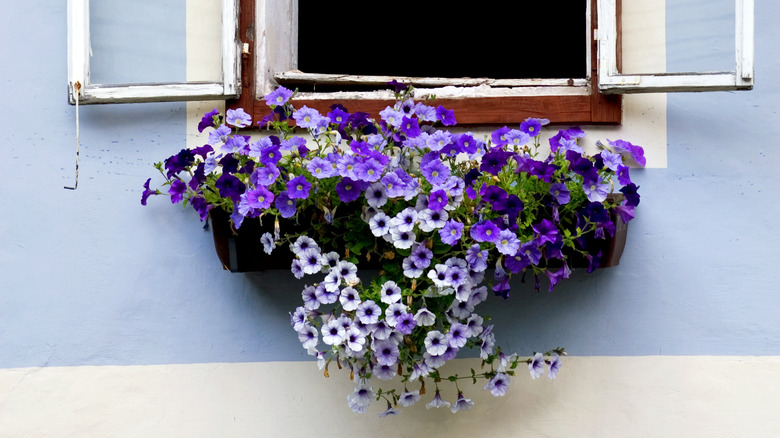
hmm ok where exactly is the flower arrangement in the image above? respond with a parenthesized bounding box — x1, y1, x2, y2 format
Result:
(142, 82, 643, 415)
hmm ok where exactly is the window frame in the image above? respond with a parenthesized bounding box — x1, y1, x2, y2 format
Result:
(230, 0, 623, 125)
(66, 0, 242, 104)
(597, 0, 754, 93)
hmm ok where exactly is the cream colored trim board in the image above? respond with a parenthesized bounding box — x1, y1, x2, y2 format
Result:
(1, 357, 778, 437)
(186, 0, 226, 146)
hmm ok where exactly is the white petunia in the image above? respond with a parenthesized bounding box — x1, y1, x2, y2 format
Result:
(260, 232, 275, 255)
(380, 281, 402, 304)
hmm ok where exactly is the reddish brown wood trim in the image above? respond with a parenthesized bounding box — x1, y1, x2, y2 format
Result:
(279, 95, 595, 126)
(229, 0, 255, 113)
(588, 0, 622, 124)
(230, 0, 621, 126)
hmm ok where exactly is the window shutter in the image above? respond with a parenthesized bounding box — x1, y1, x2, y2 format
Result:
(597, 0, 753, 93)
(67, 0, 241, 104)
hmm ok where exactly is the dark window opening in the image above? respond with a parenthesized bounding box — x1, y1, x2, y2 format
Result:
(297, 1, 588, 81)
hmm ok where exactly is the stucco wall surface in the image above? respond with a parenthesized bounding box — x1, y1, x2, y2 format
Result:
(1, 0, 779, 437)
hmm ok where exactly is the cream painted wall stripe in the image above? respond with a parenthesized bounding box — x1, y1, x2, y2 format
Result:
(1, 357, 776, 437)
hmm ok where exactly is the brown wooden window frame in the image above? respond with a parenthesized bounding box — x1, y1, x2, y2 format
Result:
(229, 0, 621, 126)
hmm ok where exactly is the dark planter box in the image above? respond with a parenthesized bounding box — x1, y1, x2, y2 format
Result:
(210, 205, 628, 273)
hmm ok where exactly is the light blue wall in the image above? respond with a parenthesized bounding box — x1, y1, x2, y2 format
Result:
(1, 1, 779, 370)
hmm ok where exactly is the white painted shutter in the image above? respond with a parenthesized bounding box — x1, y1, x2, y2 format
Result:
(597, 0, 754, 93)
(67, 0, 241, 104)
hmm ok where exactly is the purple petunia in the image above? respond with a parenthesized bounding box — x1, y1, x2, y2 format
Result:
(198, 108, 219, 132)
(436, 105, 457, 126)
(427, 189, 448, 211)
(286, 175, 311, 199)
(400, 116, 421, 138)
(620, 183, 641, 207)
(446, 322, 469, 349)
(426, 130, 453, 152)
(439, 220, 464, 246)
(583, 175, 610, 202)
(259, 143, 282, 167)
(395, 312, 417, 335)
(244, 186, 274, 210)
(550, 183, 571, 205)
(274, 191, 297, 218)
(480, 149, 513, 175)
(466, 244, 489, 272)
(251, 165, 279, 187)
(335, 178, 365, 203)
(600, 149, 623, 171)
(379, 107, 404, 128)
(264, 86, 293, 107)
(410, 244, 433, 269)
(207, 124, 232, 146)
(518, 240, 542, 266)
(532, 219, 559, 245)
(470, 220, 501, 244)
(215, 173, 245, 203)
(307, 157, 338, 179)
(168, 179, 186, 204)
(226, 108, 251, 128)
(354, 158, 384, 183)
(608, 138, 646, 166)
(495, 229, 520, 255)
(519, 117, 548, 137)
(504, 129, 531, 149)
(292, 106, 324, 130)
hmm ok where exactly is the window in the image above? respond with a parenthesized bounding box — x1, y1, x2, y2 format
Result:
(233, 0, 623, 125)
(597, 0, 754, 93)
(296, 3, 587, 82)
(67, 0, 241, 104)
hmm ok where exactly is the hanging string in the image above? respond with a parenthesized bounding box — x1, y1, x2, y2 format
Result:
(65, 81, 81, 190)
